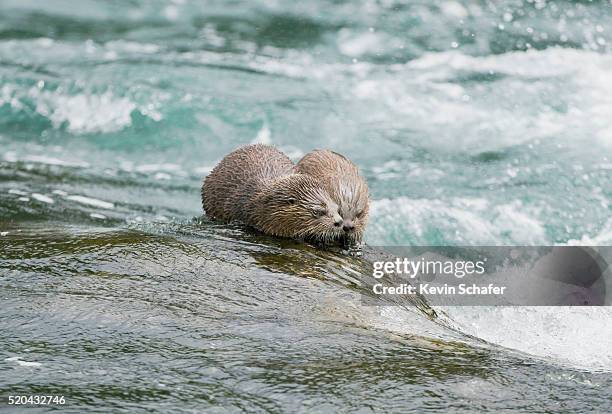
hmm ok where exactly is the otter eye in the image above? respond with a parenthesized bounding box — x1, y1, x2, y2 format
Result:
(286, 197, 297, 205)
(356, 210, 364, 219)
(311, 208, 326, 218)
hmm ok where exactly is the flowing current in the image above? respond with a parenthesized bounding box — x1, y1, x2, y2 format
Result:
(1, 1, 611, 412)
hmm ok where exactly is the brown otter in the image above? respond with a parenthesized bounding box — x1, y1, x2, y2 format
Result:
(295, 149, 369, 245)
(202, 144, 366, 245)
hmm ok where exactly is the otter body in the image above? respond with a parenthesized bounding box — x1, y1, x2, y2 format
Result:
(202, 144, 368, 244)
(202, 144, 293, 223)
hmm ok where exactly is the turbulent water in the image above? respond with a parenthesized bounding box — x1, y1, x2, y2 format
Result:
(1, 0, 612, 412)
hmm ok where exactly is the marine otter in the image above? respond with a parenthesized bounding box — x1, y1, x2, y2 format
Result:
(202, 144, 366, 245)
(295, 149, 369, 245)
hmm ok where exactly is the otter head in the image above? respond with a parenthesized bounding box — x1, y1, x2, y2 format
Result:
(249, 174, 357, 245)
(295, 150, 370, 245)
(332, 173, 369, 245)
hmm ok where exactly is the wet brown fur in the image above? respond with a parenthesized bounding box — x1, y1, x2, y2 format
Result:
(202, 144, 367, 244)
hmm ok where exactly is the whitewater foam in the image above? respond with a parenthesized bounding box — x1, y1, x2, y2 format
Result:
(35, 90, 136, 134)
(369, 197, 547, 245)
(65, 195, 114, 210)
(5, 356, 42, 368)
(349, 48, 612, 152)
(31, 193, 54, 204)
(442, 306, 612, 372)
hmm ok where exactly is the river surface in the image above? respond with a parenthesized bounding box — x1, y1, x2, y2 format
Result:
(1, 0, 611, 412)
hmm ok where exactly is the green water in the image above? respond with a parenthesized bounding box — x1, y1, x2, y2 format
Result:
(1, 0, 612, 412)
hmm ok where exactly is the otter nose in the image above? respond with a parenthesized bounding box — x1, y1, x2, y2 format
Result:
(342, 221, 354, 232)
(333, 213, 343, 227)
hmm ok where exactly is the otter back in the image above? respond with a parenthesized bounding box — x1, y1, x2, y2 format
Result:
(202, 144, 294, 223)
